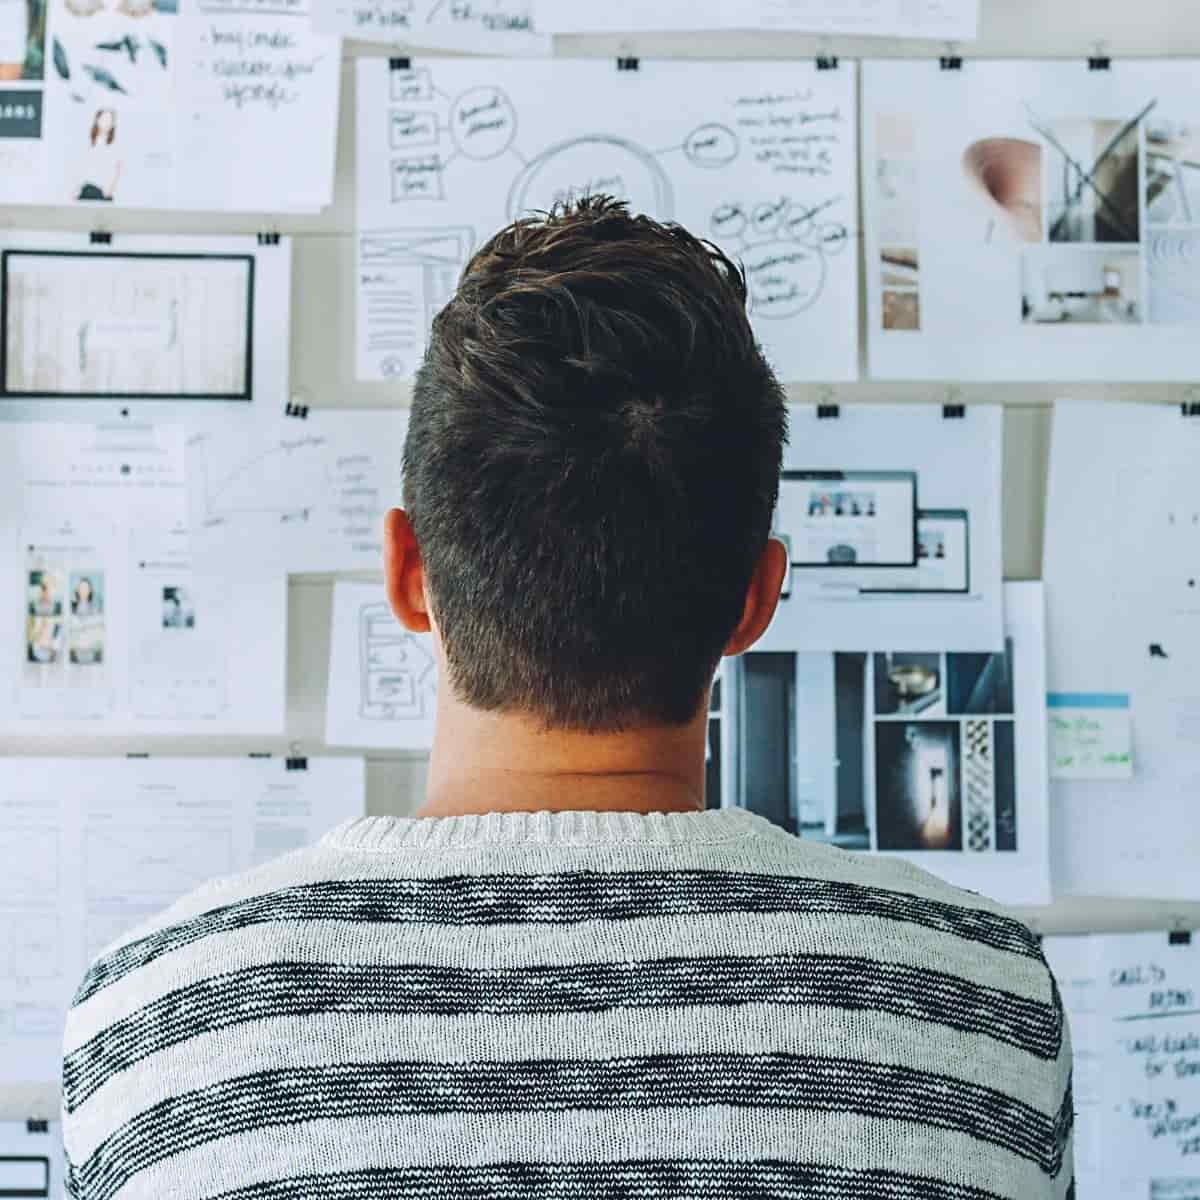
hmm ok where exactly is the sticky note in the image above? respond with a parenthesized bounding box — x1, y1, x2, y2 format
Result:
(1048, 693, 1133, 780)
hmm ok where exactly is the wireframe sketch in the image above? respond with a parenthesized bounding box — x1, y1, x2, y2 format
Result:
(357, 59, 858, 381)
(358, 601, 436, 721)
(2, 250, 252, 397)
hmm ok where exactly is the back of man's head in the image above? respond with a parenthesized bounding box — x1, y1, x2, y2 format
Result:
(404, 195, 787, 732)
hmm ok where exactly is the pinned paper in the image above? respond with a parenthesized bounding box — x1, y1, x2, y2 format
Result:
(1048, 692, 1133, 779)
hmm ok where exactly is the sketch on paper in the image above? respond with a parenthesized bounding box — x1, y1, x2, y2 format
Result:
(326, 581, 437, 749)
(864, 61, 1200, 380)
(358, 600, 435, 722)
(756, 405, 1003, 654)
(2, 249, 253, 398)
(715, 582, 1048, 905)
(357, 59, 859, 381)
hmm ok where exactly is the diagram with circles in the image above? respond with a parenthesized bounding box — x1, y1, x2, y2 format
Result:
(356, 58, 859, 383)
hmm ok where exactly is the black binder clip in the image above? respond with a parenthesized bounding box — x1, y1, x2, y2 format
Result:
(257, 232, 280, 246)
(248, 751, 272, 759)
(125, 751, 150, 758)
(1182, 403, 1200, 417)
(26, 1118, 49, 1133)
(389, 56, 411, 71)
(89, 231, 112, 245)
(616, 56, 639, 71)
(1169, 929, 1193, 945)
(816, 54, 839, 70)
(1088, 42, 1111, 70)
(940, 42, 963, 70)
(943, 404, 966, 419)
(817, 404, 839, 420)
(286, 755, 308, 771)
(284, 400, 309, 419)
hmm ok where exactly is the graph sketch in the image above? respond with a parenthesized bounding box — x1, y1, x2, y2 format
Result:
(356, 59, 859, 382)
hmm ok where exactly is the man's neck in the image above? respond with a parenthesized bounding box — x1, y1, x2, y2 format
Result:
(416, 692, 709, 819)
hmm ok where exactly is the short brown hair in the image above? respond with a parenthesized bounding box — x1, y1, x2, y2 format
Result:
(404, 196, 786, 731)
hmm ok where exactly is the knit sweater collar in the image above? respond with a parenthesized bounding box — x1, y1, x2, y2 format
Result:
(322, 806, 780, 851)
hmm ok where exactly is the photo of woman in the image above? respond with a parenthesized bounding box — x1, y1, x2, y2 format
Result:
(77, 107, 122, 201)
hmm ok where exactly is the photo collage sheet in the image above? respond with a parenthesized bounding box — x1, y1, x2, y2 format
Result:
(864, 61, 1200, 380)
(711, 405, 1051, 905)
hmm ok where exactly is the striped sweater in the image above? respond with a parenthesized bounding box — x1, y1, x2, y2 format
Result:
(61, 807, 1074, 1200)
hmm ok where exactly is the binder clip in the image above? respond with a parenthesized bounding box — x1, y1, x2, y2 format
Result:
(284, 400, 309, 419)
(616, 56, 639, 71)
(89, 231, 112, 245)
(257, 232, 281, 246)
(248, 751, 272, 759)
(1181, 387, 1200, 417)
(125, 751, 150, 758)
(939, 42, 963, 70)
(1088, 42, 1111, 70)
(389, 56, 411, 71)
(943, 404, 966, 418)
(817, 404, 839, 419)
(286, 742, 308, 771)
(26, 1118, 49, 1134)
(816, 39, 838, 70)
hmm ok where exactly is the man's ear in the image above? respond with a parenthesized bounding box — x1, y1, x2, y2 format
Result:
(723, 537, 787, 657)
(383, 508, 431, 633)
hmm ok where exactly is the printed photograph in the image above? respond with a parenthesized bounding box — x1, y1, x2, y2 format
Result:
(882, 287, 919, 330)
(1145, 115, 1200, 225)
(0, 0, 47, 81)
(161, 584, 194, 629)
(27, 566, 63, 616)
(1020, 246, 1141, 324)
(873, 652, 943, 717)
(947, 639, 1015, 715)
(68, 569, 105, 664)
(1147, 228, 1200, 323)
(25, 612, 62, 664)
(874, 719, 962, 851)
(1041, 116, 1141, 243)
(961, 136, 1042, 243)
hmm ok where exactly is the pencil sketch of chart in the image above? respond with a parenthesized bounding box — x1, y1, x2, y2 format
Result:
(358, 601, 436, 721)
(191, 430, 330, 525)
(357, 60, 858, 381)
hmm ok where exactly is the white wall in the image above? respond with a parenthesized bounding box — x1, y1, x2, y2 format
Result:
(3, 0, 1198, 943)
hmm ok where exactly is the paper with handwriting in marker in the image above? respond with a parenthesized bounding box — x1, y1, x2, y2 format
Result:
(1048, 693, 1134, 780)
(313, 0, 548, 56)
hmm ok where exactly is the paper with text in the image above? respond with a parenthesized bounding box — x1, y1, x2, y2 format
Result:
(314, 0, 547, 55)
(0, 756, 365, 1089)
(355, 57, 859, 382)
(1046, 401, 1200, 900)
(1048, 692, 1134, 780)
(1046, 933, 1200, 1199)
(326, 580, 436, 750)
(535, 0, 978, 39)
(863, 61, 1200, 381)
(756, 404, 1004, 653)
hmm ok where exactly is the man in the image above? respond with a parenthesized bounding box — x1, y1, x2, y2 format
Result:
(62, 197, 1073, 1199)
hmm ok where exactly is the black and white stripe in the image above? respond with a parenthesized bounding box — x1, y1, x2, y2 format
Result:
(72, 869, 1042, 1007)
(202, 1159, 1018, 1200)
(70, 1052, 1062, 1200)
(64, 952, 1061, 1112)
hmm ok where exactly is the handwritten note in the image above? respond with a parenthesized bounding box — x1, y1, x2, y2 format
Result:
(175, 0, 340, 211)
(1048, 692, 1134, 780)
(1106, 935, 1200, 1188)
(313, 0, 548, 56)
